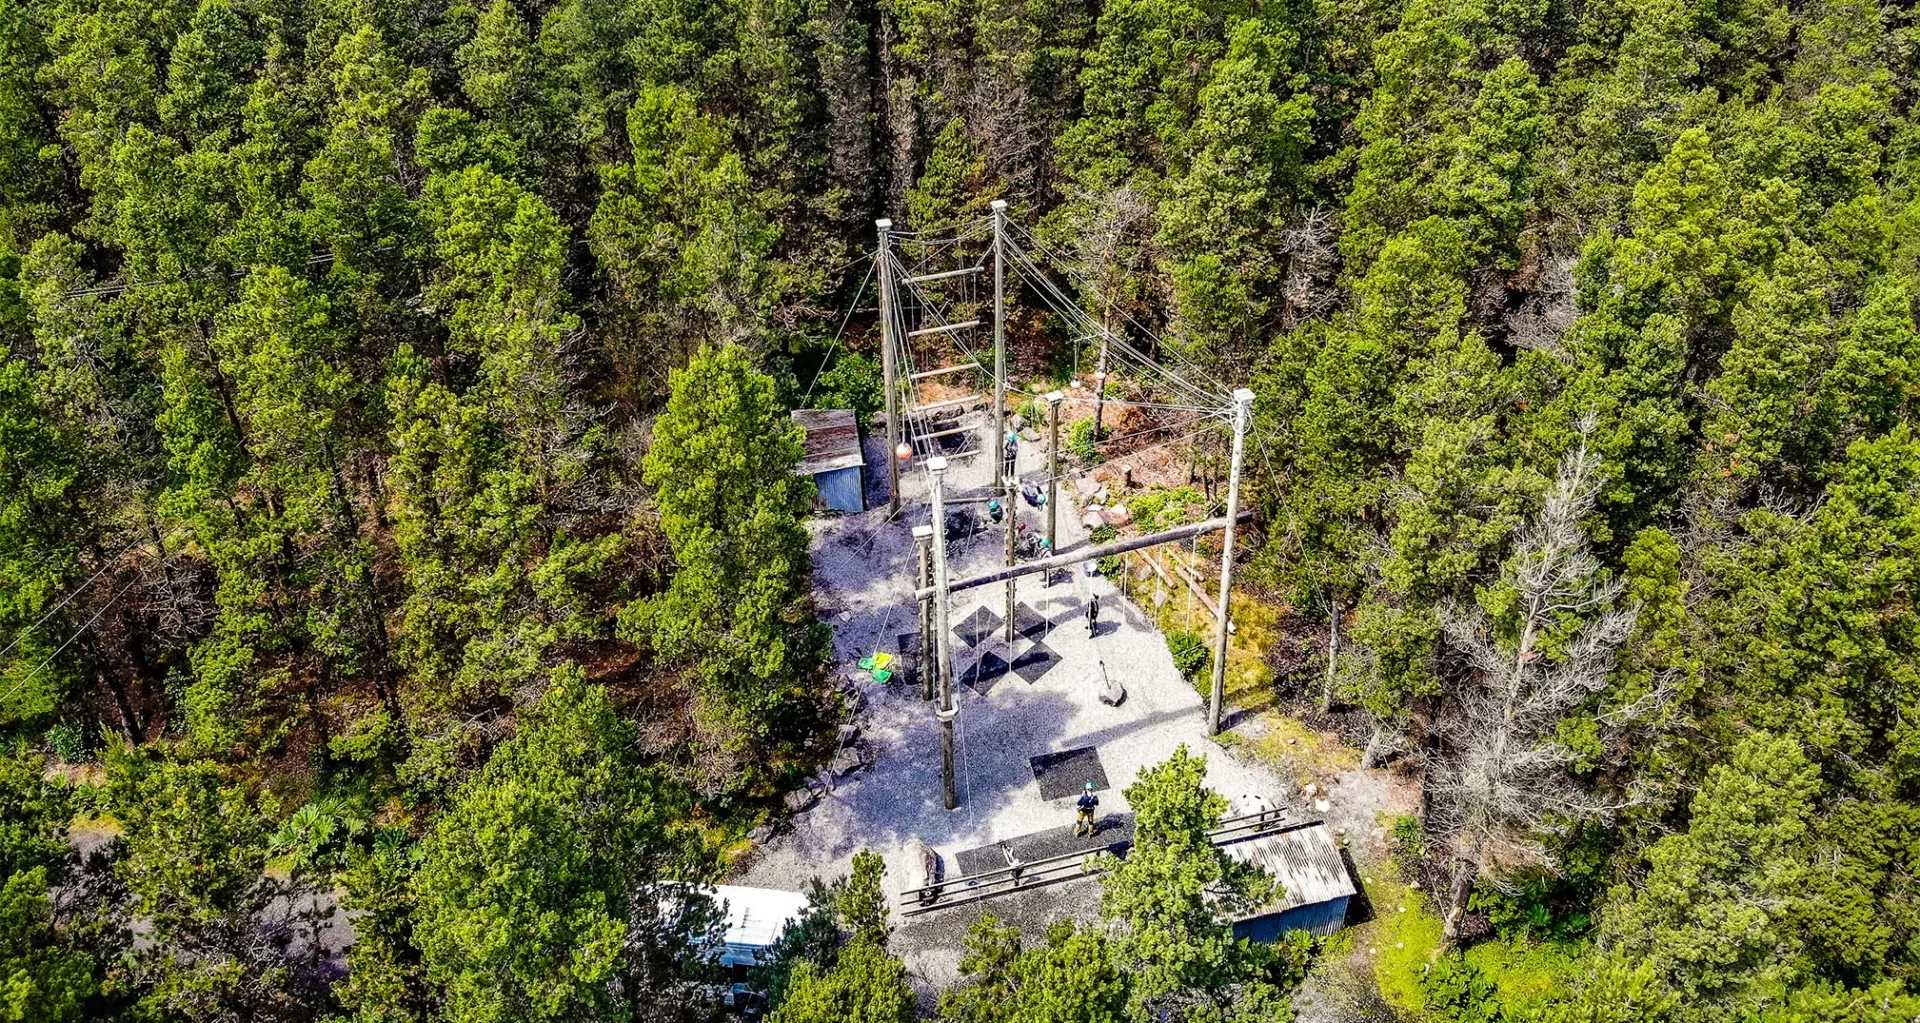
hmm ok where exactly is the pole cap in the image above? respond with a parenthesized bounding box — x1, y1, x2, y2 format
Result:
(1046, 390, 1065, 402)
(912, 524, 934, 539)
(875, 218, 892, 230)
(1232, 387, 1256, 404)
(927, 456, 949, 473)
(990, 199, 1008, 212)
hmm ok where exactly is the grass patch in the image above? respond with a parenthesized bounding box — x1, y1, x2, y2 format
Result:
(1462, 934, 1583, 1014)
(1129, 546, 1283, 716)
(1365, 870, 1445, 1014)
(1337, 855, 1585, 1021)
(1242, 712, 1362, 785)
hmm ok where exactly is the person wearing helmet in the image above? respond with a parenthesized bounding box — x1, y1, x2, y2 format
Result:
(1074, 781, 1099, 837)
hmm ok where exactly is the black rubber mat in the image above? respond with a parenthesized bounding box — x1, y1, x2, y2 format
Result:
(1010, 642, 1060, 683)
(960, 651, 1009, 694)
(1030, 745, 1109, 800)
(1013, 603, 1050, 641)
(955, 606, 1003, 648)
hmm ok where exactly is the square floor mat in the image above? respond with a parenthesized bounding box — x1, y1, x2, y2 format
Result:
(1013, 603, 1050, 641)
(1030, 746, 1109, 801)
(960, 651, 1009, 694)
(955, 606, 1003, 648)
(1010, 642, 1061, 684)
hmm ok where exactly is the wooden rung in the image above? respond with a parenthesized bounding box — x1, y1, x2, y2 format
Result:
(904, 266, 984, 285)
(910, 364, 976, 381)
(914, 425, 971, 442)
(909, 394, 981, 414)
(907, 319, 980, 338)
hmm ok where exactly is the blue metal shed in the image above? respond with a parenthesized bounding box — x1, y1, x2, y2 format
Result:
(792, 409, 867, 514)
(1223, 820, 1359, 940)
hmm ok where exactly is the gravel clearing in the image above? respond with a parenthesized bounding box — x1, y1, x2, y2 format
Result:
(738, 415, 1291, 995)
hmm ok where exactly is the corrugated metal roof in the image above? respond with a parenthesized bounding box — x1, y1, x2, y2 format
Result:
(793, 409, 865, 475)
(1219, 821, 1357, 915)
(709, 884, 811, 965)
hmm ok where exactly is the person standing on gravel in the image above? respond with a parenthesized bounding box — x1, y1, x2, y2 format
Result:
(1074, 782, 1099, 836)
(1085, 593, 1100, 636)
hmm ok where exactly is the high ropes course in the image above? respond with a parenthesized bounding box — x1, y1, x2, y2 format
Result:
(864, 204, 1258, 811)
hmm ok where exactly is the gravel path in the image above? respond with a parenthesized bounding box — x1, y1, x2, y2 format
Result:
(739, 415, 1290, 993)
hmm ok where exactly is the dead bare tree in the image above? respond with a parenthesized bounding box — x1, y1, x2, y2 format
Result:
(1429, 416, 1637, 946)
(1278, 205, 1340, 328)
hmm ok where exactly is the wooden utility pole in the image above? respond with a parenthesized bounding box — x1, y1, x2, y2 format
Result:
(1208, 389, 1255, 736)
(1045, 391, 1063, 562)
(928, 458, 958, 810)
(914, 524, 934, 702)
(1093, 300, 1110, 441)
(877, 219, 902, 517)
(1319, 595, 1341, 714)
(1093, 361, 1108, 441)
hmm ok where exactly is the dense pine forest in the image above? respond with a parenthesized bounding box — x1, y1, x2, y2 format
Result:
(2, 0, 1918, 1019)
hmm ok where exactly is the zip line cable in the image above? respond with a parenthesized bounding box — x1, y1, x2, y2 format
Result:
(998, 237, 1224, 411)
(0, 529, 188, 662)
(1002, 217, 1234, 401)
(798, 254, 877, 409)
(0, 576, 141, 707)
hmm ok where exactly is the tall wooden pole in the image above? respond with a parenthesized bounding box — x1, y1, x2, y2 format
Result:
(991, 200, 1007, 479)
(929, 458, 958, 809)
(991, 200, 1014, 644)
(877, 219, 902, 517)
(914, 524, 934, 702)
(1004, 470, 1017, 644)
(1093, 350, 1109, 441)
(1045, 391, 1063, 563)
(1208, 389, 1254, 736)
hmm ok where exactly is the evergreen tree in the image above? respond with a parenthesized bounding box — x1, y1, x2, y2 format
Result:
(622, 344, 824, 763)
(413, 670, 717, 1023)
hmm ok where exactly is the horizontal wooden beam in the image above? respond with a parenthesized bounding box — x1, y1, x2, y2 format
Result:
(907, 319, 980, 338)
(914, 512, 1252, 599)
(910, 394, 982, 414)
(914, 425, 971, 442)
(910, 364, 977, 381)
(903, 266, 984, 285)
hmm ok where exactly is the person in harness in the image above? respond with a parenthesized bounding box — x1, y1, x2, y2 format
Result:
(1074, 781, 1099, 837)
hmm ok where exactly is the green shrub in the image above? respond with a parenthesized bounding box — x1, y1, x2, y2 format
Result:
(1088, 524, 1125, 577)
(1470, 870, 1596, 941)
(1126, 486, 1203, 529)
(1068, 417, 1101, 463)
(813, 351, 882, 422)
(1166, 629, 1209, 680)
(45, 722, 91, 763)
(1389, 814, 1425, 875)
(1421, 950, 1508, 1023)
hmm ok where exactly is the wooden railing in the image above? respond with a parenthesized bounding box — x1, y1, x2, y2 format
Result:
(895, 807, 1291, 916)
